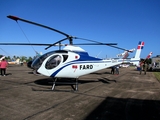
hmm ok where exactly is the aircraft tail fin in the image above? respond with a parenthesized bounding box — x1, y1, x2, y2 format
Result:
(0, 56, 5, 61)
(130, 41, 144, 66)
(134, 41, 144, 59)
(16, 58, 20, 63)
(146, 52, 152, 59)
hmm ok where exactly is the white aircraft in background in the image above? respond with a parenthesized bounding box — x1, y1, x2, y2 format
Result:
(117, 48, 135, 68)
(146, 52, 153, 59)
(8, 58, 20, 65)
(0, 56, 5, 61)
(113, 41, 144, 68)
(117, 48, 136, 59)
(138, 52, 153, 67)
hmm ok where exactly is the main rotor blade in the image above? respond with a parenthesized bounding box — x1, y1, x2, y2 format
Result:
(0, 42, 117, 46)
(74, 37, 129, 51)
(7, 15, 118, 46)
(0, 43, 63, 47)
(0, 43, 128, 51)
(108, 45, 128, 51)
(45, 37, 68, 50)
(0, 43, 51, 46)
(7, 15, 70, 38)
(72, 43, 117, 45)
(74, 37, 117, 45)
(7, 15, 127, 50)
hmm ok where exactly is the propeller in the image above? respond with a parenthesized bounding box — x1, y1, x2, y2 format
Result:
(0, 42, 117, 46)
(7, 15, 118, 50)
(7, 15, 69, 37)
(106, 45, 129, 51)
(7, 15, 132, 52)
(44, 37, 118, 50)
(0, 43, 51, 46)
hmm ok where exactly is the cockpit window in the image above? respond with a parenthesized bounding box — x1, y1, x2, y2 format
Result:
(62, 55, 68, 62)
(45, 55, 62, 69)
(31, 51, 55, 69)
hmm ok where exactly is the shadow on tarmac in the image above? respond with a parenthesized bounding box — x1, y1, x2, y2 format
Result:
(34, 78, 110, 86)
(85, 97, 160, 120)
(33, 77, 116, 91)
(90, 71, 111, 75)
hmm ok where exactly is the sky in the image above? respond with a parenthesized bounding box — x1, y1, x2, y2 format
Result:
(0, 0, 160, 59)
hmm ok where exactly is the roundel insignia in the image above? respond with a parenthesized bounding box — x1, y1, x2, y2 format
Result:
(75, 55, 78, 59)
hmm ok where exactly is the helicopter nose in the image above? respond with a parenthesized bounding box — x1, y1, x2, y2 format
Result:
(31, 58, 42, 70)
(33, 69, 41, 75)
(31, 62, 40, 70)
(27, 60, 33, 69)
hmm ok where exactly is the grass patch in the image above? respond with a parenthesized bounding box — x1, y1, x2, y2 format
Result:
(154, 72, 160, 81)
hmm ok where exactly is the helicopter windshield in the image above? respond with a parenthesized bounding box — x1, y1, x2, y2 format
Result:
(31, 51, 56, 70)
(45, 55, 61, 69)
(31, 50, 68, 70)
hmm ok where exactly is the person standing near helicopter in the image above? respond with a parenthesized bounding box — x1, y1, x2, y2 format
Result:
(143, 61, 147, 75)
(0, 59, 8, 76)
(139, 60, 144, 75)
(111, 66, 115, 75)
(115, 65, 119, 75)
(139, 60, 147, 75)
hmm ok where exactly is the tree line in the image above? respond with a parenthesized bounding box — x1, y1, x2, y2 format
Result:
(0, 55, 33, 63)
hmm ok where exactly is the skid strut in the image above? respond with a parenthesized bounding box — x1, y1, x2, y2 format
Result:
(52, 78, 57, 90)
(51, 78, 78, 91)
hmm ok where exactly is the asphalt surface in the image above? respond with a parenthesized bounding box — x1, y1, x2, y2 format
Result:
(0, 65, 160, 120)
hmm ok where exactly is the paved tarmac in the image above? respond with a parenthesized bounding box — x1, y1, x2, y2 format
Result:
(0, 65, 160, 120)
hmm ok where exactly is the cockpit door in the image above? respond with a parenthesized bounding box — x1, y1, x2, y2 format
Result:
(45, 55, 62, 70)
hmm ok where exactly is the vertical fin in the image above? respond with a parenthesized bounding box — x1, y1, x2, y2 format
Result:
(146, 52, 152, 59)
(134, 41, 144, 59)
(0, 56, 5, 61)
(16, 58, 20, 64)
(122, 52, 129, 59)
(130, 41, 144, 66)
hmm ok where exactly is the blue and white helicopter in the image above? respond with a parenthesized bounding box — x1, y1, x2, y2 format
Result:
(1, 15, 137, 91)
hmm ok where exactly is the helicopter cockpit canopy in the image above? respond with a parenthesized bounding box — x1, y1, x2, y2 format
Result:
(45, 55, 61, 69)
(31, 50, 68, 70)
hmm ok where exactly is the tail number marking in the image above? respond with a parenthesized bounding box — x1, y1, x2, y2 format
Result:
(80, 65, 93, 70)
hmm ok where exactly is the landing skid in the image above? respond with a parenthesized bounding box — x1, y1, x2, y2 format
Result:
(51, 78, 78, 91)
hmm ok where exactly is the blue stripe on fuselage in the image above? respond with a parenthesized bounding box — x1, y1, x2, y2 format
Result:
(50, 60, 109, 77)
(51, 51, 104, 77)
